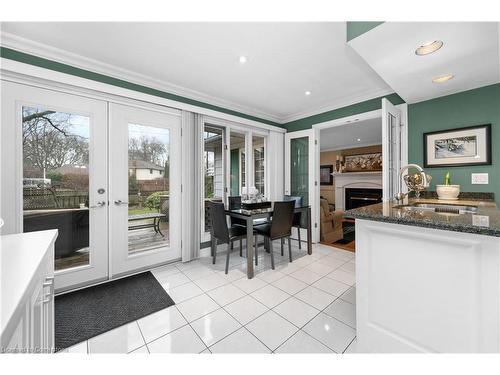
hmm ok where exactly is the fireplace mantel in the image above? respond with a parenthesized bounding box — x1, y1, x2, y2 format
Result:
(334, 172, 382, 211)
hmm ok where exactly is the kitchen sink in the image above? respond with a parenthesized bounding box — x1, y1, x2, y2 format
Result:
(393, 202, 478, 214)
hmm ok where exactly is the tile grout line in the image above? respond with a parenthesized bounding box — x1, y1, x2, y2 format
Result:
(134, 320, 150, 353)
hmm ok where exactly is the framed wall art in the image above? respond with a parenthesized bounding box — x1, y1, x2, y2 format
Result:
(423, 124, 491, 168)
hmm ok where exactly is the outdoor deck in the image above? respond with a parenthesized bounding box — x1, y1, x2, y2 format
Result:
(55, 220, 170, 271)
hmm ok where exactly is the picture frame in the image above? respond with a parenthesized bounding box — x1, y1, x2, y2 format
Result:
(344, 152, 382, 172)
(320, 165, 333, 185)
(423, 124, 491, 168)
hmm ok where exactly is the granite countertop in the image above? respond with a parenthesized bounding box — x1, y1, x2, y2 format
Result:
(344, 197, 500, 237)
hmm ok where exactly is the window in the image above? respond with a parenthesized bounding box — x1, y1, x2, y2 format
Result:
(253, 135, 265, 196)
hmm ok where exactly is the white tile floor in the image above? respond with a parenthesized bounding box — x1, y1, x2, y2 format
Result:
(60, 241, 357, 354)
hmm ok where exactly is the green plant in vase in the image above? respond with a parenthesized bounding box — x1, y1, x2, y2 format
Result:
(444, 172, 451, 186)
(436, 171, 460, 200)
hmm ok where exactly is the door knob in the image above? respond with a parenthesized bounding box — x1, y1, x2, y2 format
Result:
(90, 201, 106, 208)
(114, 200, 129, 205)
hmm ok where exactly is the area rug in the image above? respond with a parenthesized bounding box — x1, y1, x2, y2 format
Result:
(54, 271, 174, 351)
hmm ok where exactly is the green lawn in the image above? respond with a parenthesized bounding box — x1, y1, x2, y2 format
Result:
(128, 207, 157, 215)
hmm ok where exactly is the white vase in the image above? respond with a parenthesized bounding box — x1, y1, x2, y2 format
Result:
(436, 185, 460, 200)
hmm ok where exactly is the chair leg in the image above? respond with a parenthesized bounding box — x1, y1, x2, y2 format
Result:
(225, 243, 231, 274)
(270, 239, 275, 270)
(230, 240, 234, 250)
(254, 235, 258, 266)
(288, 236, 293, 263)
(297, 227, 302, 249)
(213, 239, 217, 264)
(239, 238, 243, 257)
(281, 238, 284, 256)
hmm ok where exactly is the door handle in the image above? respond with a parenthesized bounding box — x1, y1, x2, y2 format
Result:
(114, 200, 129, 205)
(90, 201, 106, 208)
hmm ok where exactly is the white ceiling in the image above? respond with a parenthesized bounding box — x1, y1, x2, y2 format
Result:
(0, 22, 393, 123)
(349, 22, 500, 104)
(319, 117, 381, 151)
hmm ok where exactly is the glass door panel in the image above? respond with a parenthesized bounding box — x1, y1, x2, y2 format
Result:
(229, 131, 246, 196)
(22, 107, 91, 271)
(202, 125, 225, 238)
(290, 136, 309, 208)
(252, 135, 266, 197)
(127, 124, 170, 254)
(109, 103, 181, 277)
(285, 130, 315, 241)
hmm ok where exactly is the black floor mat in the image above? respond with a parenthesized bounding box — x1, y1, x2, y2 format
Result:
(55, 271, 174, 351)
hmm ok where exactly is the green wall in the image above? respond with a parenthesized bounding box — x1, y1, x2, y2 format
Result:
(283, 93, 405, 132)
(0, 47, 280, 127)
(408, 83, 500, 201)
(346, 22, 384, 41)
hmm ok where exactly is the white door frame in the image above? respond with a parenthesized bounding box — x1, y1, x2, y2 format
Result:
(311, 104, 408, 241)
(0, 80, 109, 292)
(109, 103, 182, 278)
(285, 129, 318, 243)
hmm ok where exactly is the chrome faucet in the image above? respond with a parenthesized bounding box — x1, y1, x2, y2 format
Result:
(394, 164, 430, 202)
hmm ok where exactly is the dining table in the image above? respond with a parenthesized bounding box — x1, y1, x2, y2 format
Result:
(216, 203, 312, 279)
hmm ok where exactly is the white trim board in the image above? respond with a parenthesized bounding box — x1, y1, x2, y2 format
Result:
(312, 109, 382, 130)
(0, 58, 286, 134)
(1, 31, 282, 124)
(320, 141, 383, 153)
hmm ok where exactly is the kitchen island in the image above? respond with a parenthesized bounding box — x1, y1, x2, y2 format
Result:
(346, 197, 500, 353)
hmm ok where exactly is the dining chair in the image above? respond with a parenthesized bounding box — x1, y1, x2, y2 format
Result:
(253, 200, 295, 270)
(228, 195, 269, 257)
(228, 196, 246, 256)
(284, 195, 303, 250)
(208, 201, 250, 274)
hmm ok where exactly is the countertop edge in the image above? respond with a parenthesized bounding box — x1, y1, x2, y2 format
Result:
(344, 211, 500, 237)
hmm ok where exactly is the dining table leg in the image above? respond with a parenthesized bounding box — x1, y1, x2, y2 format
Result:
(246, 217, 254, 278)
(307, 207, 312, 255)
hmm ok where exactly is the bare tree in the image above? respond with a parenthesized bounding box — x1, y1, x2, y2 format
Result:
(128, 136, 168, 165)
(22, 108, 89, 175)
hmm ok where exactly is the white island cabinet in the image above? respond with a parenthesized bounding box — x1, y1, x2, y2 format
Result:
(356, 219, 500, 353)
(1, 230, 58, 353)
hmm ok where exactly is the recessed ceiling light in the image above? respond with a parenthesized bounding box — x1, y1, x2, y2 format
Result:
(357, 138, 361, 142)
(305, 91, 311, 96)
(239, 56, 247, 64)
(432, 74, 454, 83)
(415, 40, 443, 56)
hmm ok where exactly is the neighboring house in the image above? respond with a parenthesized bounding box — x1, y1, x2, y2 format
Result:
(129, 160, 165, 181)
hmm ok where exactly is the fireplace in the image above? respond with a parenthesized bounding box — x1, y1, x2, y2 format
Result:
(345, 188, 382, 210)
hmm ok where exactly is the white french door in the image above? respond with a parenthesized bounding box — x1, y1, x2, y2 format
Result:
(285, 129, 318, 243)
(1, 81, 183, 291)
(382, 98, 406, 201)
(1, 81, 109, 292)
(109, 103, 182, 277)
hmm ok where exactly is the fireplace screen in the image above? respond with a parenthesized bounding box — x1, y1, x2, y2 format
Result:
(345, 188, 382, 210)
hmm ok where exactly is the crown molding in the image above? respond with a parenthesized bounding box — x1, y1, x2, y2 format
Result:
(0, 31, 283, 124)
(281, 87, 394, 124)
(1, 31, 397, 126)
